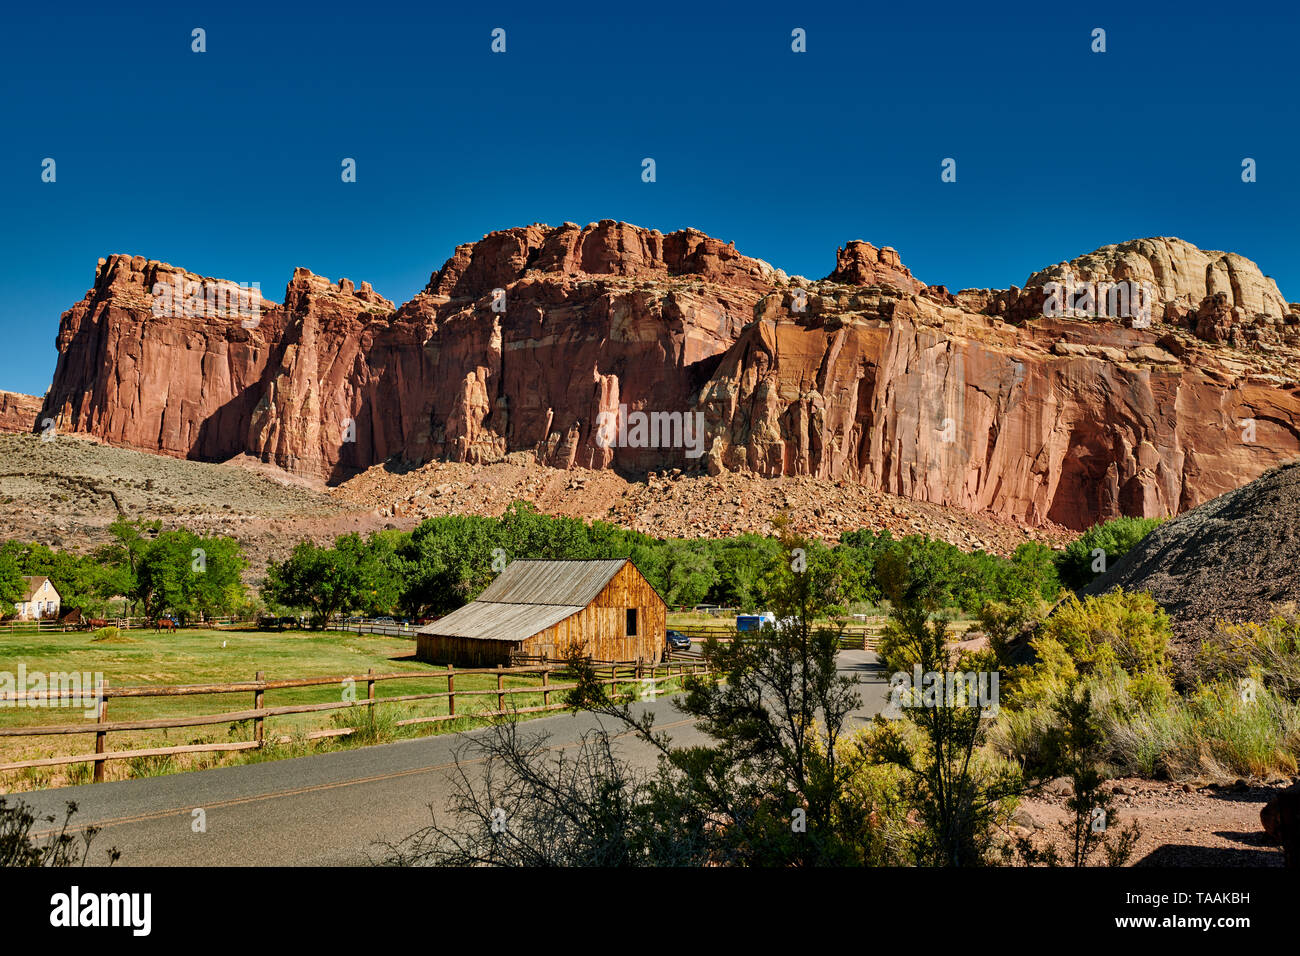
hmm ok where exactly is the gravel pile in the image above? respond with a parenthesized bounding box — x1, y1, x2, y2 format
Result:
(1086, 458, 1300, 647)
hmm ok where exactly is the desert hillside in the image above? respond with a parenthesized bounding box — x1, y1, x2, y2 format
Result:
(0, 432, 1073, 563)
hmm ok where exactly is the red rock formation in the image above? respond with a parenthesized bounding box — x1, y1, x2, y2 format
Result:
(37, 224, 1300, 529)
(829, 240, 925, 293)
(0, 391, 42, 434)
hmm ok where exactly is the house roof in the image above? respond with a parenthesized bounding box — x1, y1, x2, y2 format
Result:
(416, 559, 632, 644)
(19, 576, 57, 601)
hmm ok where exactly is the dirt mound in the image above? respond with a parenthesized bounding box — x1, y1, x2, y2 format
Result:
(1086, 458, 1300, 645)
(0, 433, 380, 569)
(334, 454, 1076, 555)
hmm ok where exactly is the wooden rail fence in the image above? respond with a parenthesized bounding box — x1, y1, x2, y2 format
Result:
(1, 616, 251, 634)
(0, 658, 710, 781)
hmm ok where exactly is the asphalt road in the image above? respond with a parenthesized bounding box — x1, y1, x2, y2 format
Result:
(19, 650, 888, 866)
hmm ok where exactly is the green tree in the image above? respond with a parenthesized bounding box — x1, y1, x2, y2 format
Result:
(263, 534, 383, 626)
(659, 541, 717, 608)
(867, 542, 1024, 865)
(398, 517, 499, 617)
(134, 530, 245, 623)
(1057, 516, 1164, 591)
(0, 550, 23, 607)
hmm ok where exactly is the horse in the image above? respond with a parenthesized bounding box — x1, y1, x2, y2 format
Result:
(155, 616, 177, 633)
(84, 617, 109, 631)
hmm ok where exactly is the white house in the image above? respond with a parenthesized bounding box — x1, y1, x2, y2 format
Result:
(14, 576, 60, 621)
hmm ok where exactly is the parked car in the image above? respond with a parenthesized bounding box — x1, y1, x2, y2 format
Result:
(665, 629, 691, 651)
(735, 611, 776, 632)
(375, 616, 396, 625)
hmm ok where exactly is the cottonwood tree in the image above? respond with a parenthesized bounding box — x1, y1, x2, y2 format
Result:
(264, 533, 387, 625)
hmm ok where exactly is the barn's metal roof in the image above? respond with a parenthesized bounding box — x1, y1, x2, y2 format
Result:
(415, 559, 631, 643)
(417, 600, 584, 643)
(474, 559, 629, 607)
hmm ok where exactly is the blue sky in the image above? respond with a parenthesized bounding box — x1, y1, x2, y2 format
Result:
(2, 0, 1297, 396)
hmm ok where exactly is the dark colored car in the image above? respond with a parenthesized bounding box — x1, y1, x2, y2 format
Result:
(665, 629, 691, 651)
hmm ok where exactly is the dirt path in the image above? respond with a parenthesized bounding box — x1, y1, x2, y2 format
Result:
(1017, 777, 1289, 866)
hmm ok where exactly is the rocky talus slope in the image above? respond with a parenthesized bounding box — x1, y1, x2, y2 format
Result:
(30, 224, 1300, 531)
(1086, 459, 1300, 645)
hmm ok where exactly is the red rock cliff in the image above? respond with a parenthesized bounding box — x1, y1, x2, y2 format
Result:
(39, 224, 1300, 529)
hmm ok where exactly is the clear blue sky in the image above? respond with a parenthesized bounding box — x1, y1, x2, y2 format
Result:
(2, 0, 1297, 396)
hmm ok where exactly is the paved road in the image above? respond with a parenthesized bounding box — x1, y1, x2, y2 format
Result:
(19, 651, 888, 866)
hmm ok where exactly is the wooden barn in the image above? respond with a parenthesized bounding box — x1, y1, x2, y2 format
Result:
(415, 559, 666, 667)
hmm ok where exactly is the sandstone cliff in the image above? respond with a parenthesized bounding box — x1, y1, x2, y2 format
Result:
(38, 223, 1300, 530)
(0, 390, 42, 434)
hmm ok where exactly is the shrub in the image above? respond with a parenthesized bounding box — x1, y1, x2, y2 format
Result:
(90, 625, 127, 643)
(978, 597, 1047, 668)
(1015, 688, 1141, 866)
(0, 799, 120, 866)
(1007, 668, 1300, 781)
(1037, 589, 1171, 685)
(1196, 608, 1300, 702)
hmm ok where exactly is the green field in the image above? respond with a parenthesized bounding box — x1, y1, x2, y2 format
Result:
(0, 627, 686, 793)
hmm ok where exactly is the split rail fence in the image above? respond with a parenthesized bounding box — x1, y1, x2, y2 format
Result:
(0, 658, 710, 782)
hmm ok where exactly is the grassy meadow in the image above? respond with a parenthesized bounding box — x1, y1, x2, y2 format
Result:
(0, 626, 685, 793)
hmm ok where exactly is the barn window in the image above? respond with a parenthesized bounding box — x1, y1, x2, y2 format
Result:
(626, 608, 638, 636)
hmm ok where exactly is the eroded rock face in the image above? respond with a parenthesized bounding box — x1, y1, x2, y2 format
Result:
(707, 289, 1300, 528)
(0, 391, 42, 434)
(38, 224, 1300, 529)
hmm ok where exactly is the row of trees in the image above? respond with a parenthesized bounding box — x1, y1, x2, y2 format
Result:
(262, 502, 1081, 625)
(0, 519, 247, 622)
(4, 502, 1158, 628)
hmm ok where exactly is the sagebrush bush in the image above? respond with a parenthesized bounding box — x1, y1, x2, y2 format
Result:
(1196, 608, 1300, 702)
(995, 667, 1300, 781)
(1038, 589, 1171, 685)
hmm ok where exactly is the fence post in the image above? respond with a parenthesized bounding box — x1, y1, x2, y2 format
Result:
(542, 668, 550, 708)
(496, 665, 504, 712)
(93, 678, 108, 782)
(254, 670, 265, 747)
(447, 664, 455, 717)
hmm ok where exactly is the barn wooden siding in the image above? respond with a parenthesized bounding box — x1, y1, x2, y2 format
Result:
(414, 635, 517, 668)
(416, 562, 665, 666)
(520, 562, 665, 663)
